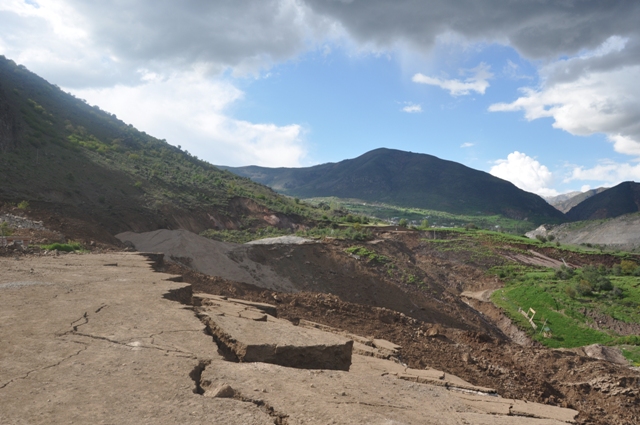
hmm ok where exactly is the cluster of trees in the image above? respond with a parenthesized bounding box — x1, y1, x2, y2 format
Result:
(556, 264, 629, 298)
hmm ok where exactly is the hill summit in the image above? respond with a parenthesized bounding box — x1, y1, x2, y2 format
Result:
(566, 181, 640, 221)
(222, 148, 566, 223)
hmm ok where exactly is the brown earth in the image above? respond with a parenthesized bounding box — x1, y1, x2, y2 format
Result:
(3, 211, 640, 424)
(148, 228, 640, 425)
(1, 252, 579, 425)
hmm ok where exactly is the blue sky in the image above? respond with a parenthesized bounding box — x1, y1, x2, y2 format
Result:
(1, 0, 640, 197)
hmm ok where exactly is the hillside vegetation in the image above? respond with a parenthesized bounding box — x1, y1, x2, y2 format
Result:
(0, 56, 329, 241)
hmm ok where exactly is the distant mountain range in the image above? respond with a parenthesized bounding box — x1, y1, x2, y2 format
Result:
(566, 181, 640, 221)
(545, 188, 608, 213)
(221, 148, 566, 223)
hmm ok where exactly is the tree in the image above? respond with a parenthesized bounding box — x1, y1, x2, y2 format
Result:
(398, 218, 408, 227)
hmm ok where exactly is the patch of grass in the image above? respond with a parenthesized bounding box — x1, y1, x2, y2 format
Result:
(490, 264, 640, 349)
(620, 345, 640, 366)
(345, 245, 390, 264)
(41, 242, 83, 252)
(17, 200, 29, 210)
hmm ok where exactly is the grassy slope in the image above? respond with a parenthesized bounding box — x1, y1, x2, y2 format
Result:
(418, 229, 640, 363)
(0, 56, 327, 236)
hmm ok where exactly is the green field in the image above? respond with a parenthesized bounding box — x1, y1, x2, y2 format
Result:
(305, 197, 539, 234)
(490, 264, 640, 364)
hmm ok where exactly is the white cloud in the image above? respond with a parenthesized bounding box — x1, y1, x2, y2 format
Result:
(402, 103, 422, 113)
(412, 63, 492, 96)
(70, 72, 307, 167)
(460, 142, 474, 148)
(581, 185, 591, 192)
(566, 160, 640, 186)
(489, 33, 640, 158)
(490, 151, 558, 197)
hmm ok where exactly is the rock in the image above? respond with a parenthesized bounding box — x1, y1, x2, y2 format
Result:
(198, 299, 353, 371)
(207, 384, 236, 398)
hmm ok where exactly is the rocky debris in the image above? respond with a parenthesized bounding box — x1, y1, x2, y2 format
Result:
(528, 213, 640, 250)
(568, 344, 630, 366)
(245, 235, 315, 245)
(0, 213, 45, 230)
(195, 296, 354, 371)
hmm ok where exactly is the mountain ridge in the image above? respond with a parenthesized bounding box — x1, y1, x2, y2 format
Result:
(566, 181, 640, 221)
(221, 148, 567, 224)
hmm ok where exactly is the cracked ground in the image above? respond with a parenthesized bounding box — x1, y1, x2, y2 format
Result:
(0, 253, 273, 425)
(0, 252, 587, 425)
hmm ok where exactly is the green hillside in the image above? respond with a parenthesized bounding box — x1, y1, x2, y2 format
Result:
(0, 56, 324, 240)
(222, 148, 567, 224)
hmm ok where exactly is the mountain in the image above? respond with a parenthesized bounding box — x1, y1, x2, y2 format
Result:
(566, 181, 640, 221)
(546, 188, 608, 213)
(221, 148, 566, 223)
(0, 56, 320, 243)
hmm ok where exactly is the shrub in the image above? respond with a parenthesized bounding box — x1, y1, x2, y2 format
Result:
(555, 265, 575, 280)
(620, 260, 637, 275)
(17, 200, 29, 210)
(398, 218, 408, 227)
(564, 285, 577, 298)
(0, 222, 13, 236)
(575, 280, 593, 296)
(535, 234, 547, 243)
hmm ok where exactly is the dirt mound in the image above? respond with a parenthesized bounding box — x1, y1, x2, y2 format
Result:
(116, 229, 298, 292)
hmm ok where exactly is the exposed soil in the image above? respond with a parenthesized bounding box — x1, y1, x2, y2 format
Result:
(166, 262, 640, 425)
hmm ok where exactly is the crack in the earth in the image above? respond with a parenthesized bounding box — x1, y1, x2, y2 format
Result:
(234, 392, 290, 425)
(0, 341, 88, 390)
(189, 360, 289, 425)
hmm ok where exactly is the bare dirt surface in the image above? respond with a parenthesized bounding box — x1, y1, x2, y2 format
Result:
(1, 252, 579, 425)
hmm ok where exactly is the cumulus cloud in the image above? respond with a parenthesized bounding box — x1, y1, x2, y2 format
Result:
(566, 160, 640, 186)
(489, 52, 640, 156)
(402, 103, 422, 113)
(303, 1, 640, 59)
(490, 151, 558, 197)
(413, 63, 492, 96)
(460, 142, 474, 148)
(0, 0, 328, 87)
(70, 72, 307, 167)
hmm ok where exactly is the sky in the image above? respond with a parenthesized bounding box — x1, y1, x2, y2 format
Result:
(2, 1, 640, 198)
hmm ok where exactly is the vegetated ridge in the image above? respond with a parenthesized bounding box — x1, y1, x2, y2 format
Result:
(547, 187, 608, 213)
(0, 55, 326, 243)
(221, 148, 566, 224)
(566, 181, 640, 221)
